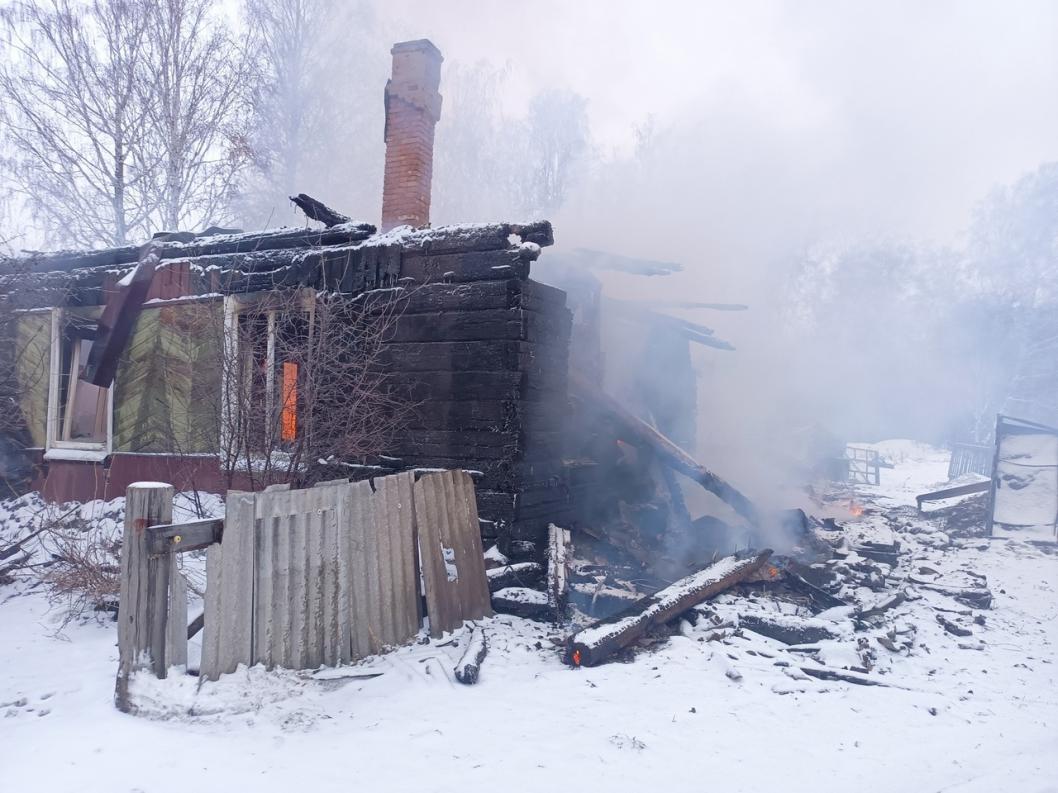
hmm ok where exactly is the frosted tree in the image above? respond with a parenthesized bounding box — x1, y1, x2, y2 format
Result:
(432, 68, 592, 223)
(139, 0, 251, 233)
(238, 0, 386, 228)
(0, 0, 154, 247)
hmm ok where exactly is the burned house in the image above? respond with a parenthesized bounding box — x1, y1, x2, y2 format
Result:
(0, 39, 757, 577)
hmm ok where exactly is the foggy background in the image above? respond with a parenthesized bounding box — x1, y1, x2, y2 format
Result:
(2, 0, 1058, 500)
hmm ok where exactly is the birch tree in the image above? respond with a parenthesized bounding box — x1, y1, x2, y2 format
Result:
(0, 0, 153, 247)
(140, 0, 250, 233)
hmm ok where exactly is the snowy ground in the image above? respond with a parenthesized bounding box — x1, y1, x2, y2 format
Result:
(2, 444, 1057, 793)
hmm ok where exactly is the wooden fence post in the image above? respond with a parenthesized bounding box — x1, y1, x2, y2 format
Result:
(115, 482, 175, 713)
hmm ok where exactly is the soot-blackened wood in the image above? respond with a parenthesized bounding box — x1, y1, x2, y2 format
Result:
(454, 627, 489, 685)
(547, 524, 572, 622)
(567, 554, 774, 672)
(290, 193, 350, 227)
(567, 551, 772, 667)
(491, 587, 551, 621)
(82, 245, 159, 387)
(18, 224, 376, 275)
(738, 615, 840, 645)
(799, 666, 888, 687)
(486, 562, 544, 592)
(783, 567, 847, 610)
(377, 340, 565, 374)
(115, 483, 175, 712)
(571, 374, 760, 526)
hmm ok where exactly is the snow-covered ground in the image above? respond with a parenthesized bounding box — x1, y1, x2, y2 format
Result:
(2, 445, 1057, 793)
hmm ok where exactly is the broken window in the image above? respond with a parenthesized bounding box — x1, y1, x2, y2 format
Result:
(47, 312, 112, 455)
(226, 294, 312, 463)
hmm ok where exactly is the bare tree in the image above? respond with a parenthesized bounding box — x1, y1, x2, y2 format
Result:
(214, 286, 414, 490)
(237, 0, 387, 228)
(140, 0, 251, 233)
(0, 0, 154, 247)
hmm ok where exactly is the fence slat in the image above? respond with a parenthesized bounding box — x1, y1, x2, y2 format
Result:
(115, 482, 175, 711)
(288, 509, 308, 669)
(320, 494, 341, 667)
(165, 556, 188, 670)
(348, 479, 376, 658)
(200, 539, 224, 679)
(254, 512, 273, 669)
(213, 491, 255, 679)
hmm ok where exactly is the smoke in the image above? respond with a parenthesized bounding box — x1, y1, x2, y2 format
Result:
(5, 1, 1058, 547)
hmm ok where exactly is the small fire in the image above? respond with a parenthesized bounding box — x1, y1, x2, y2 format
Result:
(767, 566, 779, 579)
(571, 649, 582, 667)
(849, 500, 864, 517)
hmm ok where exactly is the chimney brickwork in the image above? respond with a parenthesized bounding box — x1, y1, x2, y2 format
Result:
(381, 39, 443, 231)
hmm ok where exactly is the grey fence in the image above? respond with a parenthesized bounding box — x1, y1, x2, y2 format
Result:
(115, 469, 492, 708)
(947, 442, 993, 480)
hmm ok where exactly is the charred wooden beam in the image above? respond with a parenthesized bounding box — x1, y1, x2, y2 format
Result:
(454, 627, 488, 684)
(739, 614, 840, 645)
(571, 374, 760, 526)
(81, 245, 159, 387)
(491, 586, 551, 621)
(567, 550, 772, 667)
(799, 665, 888, 687)
(290, 193, 351, 227)
(916, 479, 991, 512)
(486, 561, 544, 592)
(547, 524, 572, 622)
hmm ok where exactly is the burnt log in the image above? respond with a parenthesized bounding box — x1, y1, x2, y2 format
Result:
(911, 580, 993, 609)
(491, 586, 551, 621)
(454, 627, 488, 685)
(486, 562, 544, 592)
(567, 550, 772, 667)
(571, 374, 760, 526)
(547, 524, 572, 622)
(738, 614, 840, 645)
(290, 193, 350, 227)
(799, 665, 888, 687)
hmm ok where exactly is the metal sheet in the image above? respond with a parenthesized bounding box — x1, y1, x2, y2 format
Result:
(414, 470, 492, 637)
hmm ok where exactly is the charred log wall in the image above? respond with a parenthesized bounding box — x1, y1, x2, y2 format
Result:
(376, 263, 571, 555)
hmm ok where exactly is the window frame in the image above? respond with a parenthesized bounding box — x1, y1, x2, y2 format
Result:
(44, 308, 114, 462)
(221, 290, 315, 468)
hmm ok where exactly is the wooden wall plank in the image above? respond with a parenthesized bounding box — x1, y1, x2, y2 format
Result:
(165, 556, 188, 670)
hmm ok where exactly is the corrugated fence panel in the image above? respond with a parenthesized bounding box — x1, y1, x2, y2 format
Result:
(372, 472, 422, 650)
(202, 470, 489, 676)
(201, 491, 255, 681)
(414, 470, 492, 637)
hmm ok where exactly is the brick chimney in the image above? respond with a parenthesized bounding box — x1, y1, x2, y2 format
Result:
(381, 39, 443, 231)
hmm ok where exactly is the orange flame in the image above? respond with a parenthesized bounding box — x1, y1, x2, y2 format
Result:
(571, 649, 582, 666)
(768, 566, 779, 579)
(848, 500, 864, 517)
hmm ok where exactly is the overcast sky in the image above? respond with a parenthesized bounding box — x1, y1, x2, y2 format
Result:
(386, 0, 1058, 250)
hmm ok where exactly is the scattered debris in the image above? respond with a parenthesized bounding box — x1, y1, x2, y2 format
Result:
(567, 551, 772, 667)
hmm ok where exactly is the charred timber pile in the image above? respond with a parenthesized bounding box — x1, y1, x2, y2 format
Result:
(567, 550, 772, 667)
